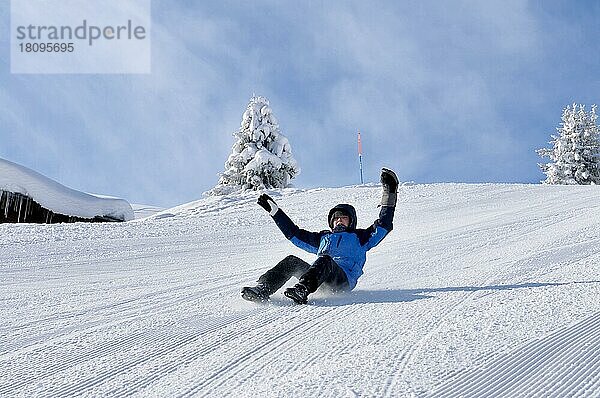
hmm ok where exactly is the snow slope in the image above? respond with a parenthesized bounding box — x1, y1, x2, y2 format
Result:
(1, 183, 600, 397)
(0, 158, 134, 221)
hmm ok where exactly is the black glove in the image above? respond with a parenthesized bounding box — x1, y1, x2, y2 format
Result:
(380, 167, 398, 207)
(381, 167, 398, 192)
(258, 193, 279, 216)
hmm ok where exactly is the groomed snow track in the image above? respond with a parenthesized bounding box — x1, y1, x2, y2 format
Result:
(427, 311, 600, 397)
(1, 184, 600, 397)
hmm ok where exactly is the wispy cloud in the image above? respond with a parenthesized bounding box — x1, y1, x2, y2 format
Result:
(0, 1, 598, 206)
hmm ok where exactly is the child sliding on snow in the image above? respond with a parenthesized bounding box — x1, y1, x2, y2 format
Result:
(241, 167, 398, 304)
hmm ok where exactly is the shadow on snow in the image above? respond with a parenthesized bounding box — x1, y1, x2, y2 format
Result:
(308, 280, 600, 307)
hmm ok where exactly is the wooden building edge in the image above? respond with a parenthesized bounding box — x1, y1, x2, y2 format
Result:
(1, 190, 126, 224)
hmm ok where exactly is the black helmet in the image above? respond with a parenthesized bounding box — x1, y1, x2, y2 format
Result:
(328, 204, 357, 230)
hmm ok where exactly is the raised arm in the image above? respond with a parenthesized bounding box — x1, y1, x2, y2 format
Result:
(257, 194, 323, 254)
(378, 167, 398, 230)
(359, 168, 398, 250)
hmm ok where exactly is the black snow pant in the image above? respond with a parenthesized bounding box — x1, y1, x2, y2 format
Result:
(258, 255, 350, 295)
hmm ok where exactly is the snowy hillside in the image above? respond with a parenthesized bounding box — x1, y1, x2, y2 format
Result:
(2, 183, 600, 397)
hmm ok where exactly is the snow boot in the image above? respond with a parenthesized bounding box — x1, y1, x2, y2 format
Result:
(241, 284, 270, 303)
(284, 283, 309, 304)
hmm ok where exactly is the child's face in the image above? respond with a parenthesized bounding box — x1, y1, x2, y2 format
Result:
(332, 215, 350, 228)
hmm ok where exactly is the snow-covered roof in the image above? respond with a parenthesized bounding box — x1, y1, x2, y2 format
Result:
(0, 158, 134, 221)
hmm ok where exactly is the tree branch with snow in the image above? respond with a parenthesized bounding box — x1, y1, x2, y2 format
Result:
(537, 104, 600, 185)
(206, 96, 300, 195)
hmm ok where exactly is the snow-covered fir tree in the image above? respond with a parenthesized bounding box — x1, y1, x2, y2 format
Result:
(207, 96, 300, 195)
(537, 103, 600, 185)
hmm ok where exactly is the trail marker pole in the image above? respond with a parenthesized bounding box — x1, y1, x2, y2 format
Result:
(358, 131, 364, 185)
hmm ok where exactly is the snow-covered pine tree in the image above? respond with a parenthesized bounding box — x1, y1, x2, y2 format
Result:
(207, 96, 300, 195)
(537, 104, 600, 185)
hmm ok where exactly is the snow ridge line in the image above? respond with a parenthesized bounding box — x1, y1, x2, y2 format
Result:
(260, 306, 367, 397)
(191, 307, 344, 397)
(2, 279, 202, 334)
(0, 273, 247, 359)
(426, 311, 600, 397)
(504, 315, 600, 398)
(485, 312, 600, 398)
(382, 276, 499, 397)
(152, 189, 309, 220)
(0, 275, 249, 395)
(18, 308, 279, 398)
(181, 305, 359, 397)
(36, 299, 308, 397)
(107, 308, 285, 398)
(312, 338, 365, 396)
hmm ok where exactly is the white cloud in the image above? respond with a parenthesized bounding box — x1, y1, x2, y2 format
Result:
(3, 0, 596, 205)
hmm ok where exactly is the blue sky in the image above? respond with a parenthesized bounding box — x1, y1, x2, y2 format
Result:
(1, 0, 599, 207)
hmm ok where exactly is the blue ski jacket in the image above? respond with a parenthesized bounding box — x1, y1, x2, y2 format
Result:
(271, 204, 395, 290)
